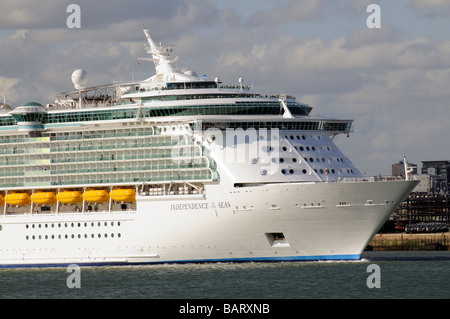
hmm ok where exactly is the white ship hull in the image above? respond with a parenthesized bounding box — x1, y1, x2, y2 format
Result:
(0, 29, 419, 268)
(0, 180, 417, 267)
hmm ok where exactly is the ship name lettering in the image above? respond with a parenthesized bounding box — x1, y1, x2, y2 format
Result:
(217, 201, 231, 208)
(170, 203, 209, 210)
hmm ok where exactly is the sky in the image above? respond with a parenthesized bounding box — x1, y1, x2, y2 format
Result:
(1, 0, 450, 176)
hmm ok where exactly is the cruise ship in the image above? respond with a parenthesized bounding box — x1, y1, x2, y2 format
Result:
(0, 29, 418, 267)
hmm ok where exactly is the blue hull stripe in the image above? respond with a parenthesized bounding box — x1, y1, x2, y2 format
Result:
(0, 254, 360, 269)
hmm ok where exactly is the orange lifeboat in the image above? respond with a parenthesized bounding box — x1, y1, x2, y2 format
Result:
(5, 192, 31, 206)
(82, 189, 110, 203)
(31, 191, 57, 205)
(0, 194, 4, 206)
(56, 191, 83, 204)
(110, 188, 136, 202)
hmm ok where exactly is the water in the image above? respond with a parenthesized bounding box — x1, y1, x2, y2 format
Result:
(1, 251, 448, 300)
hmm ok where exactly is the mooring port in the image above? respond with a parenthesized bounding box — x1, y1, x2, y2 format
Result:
(265, 232, 290, 247)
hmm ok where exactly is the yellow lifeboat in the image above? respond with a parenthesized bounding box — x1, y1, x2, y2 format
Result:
(56, 190, 83, 204)
(5, 192, 31, 206)
(110, 188, 136, 202)
(31, 191, 57, 205)
(82, 189, 110, 203)
(0, 194, 4, 206)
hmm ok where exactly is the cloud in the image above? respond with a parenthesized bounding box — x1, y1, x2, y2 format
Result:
(410, 0, 450, 9)
(0, 0, 449, 175)
(246, 0, 326, 27)
(409, 0, 450, 18)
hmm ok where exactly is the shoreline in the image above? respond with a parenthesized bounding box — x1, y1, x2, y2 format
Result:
(367, 232, 449, 251)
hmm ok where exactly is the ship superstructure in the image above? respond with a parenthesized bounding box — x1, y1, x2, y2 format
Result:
(0, 30, 418, 267)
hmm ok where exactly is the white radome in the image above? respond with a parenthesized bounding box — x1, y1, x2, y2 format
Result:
(71, 69, 88, 90)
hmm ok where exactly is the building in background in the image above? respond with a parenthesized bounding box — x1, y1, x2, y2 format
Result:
(392, 160, 417, 177)
(421, 160, 450, 195)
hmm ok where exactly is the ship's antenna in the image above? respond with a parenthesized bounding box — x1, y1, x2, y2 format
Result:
(279, 93, 293, 118)
(1, 88, 6, 105)
(403, 156, 413, 181)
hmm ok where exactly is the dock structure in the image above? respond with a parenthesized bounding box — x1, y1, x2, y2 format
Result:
(370, 194, 449, 250)
(392, 194, 449, 226)
(368, 232, 449, 251)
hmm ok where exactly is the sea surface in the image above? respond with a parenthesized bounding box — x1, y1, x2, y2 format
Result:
(1, 251, 448, 300)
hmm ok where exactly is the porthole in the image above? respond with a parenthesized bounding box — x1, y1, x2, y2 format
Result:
(289, 169, 294, 174)
(302, 169, 307, 174)
(281, 169, 286, 175)
(292, 158, 297, 163)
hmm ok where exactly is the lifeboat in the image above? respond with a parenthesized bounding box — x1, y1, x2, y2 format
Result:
(56, 190, 83, 204)
(31, 191, 57, 205)
(110, 188, 136, 202)
(82, 189, 110, 203)
(0, 194, 4, 206)
(5, 192, 31, 206)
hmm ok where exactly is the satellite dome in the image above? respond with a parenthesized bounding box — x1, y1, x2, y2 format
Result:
(184, 70, 198, 77)
(71, 69, 88, 90)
